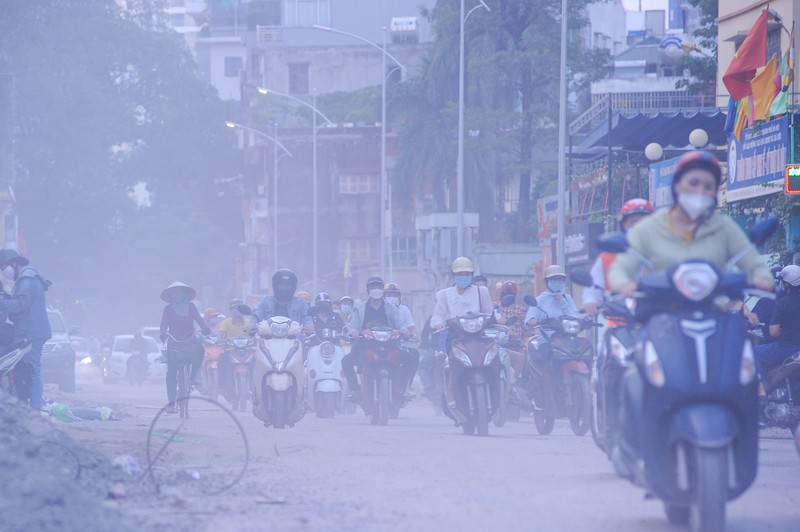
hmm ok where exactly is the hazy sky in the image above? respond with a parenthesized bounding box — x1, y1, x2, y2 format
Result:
(620, 0, 668, 11)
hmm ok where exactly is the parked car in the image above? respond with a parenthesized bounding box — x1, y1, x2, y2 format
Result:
(70, 336, 94, 365)
(103, 334, 165, 383)
(141, 326, 161, 344)
(43, 308, 78, 392)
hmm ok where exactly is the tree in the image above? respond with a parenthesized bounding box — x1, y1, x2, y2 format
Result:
(394, 0, 609, 243)
(0, 0, 243, 331)
(675, 0, 718, 95)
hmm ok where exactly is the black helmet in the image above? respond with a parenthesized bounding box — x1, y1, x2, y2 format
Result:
(229, 298, 244, 309)
(272, 269, 298, 302)
(366, 276, 384, 289)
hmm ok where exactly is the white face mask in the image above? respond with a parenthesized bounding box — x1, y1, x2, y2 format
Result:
(385, 296, 399, 306)
(340, 304, 352, 315)
(677, 192, 715, 221)
(369, 288, 384, 300)
(2, 265, 15, 281)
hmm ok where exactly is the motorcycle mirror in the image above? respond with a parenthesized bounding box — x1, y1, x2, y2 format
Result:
(570, 268, 594, 288)
(523, 295, 537, 307)
(596, 231, 629, 254)
(236, 304, 252, 316)
(307, 306, 320, 317)
(505, 316, 518, 326)
(748, 216, 779, 247)
(500, 294, 516, 308)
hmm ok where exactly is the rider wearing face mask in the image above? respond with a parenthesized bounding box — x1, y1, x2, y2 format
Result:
(524, 265, 578, 329)
(608, 151, 773, 296)
(430, 257, 494, 331)
(337, 296, 354, 324)
(342, 276, 407, 401)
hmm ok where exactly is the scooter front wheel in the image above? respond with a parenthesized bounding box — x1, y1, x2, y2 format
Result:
(693, 446, 728, 532)
(533, 409, 555, 435)
(569, 373, 591, 436)
(316, 391, 337, 419)
(271, 390, 287, 429)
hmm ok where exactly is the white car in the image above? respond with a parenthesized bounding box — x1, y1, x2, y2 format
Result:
(103, 335, 165, 383)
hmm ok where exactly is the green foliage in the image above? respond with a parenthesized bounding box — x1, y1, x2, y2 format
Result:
(0, 0, 243, 331)
(675, 0, 718, 94)
(394, 0, 609, 242)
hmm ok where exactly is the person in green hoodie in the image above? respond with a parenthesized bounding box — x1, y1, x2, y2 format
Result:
(608, 151, 773, 295)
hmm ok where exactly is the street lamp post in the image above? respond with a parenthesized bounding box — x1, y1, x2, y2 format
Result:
(226, 121, 293, 292)
(457, 0, 490, 258)
(256, 87, 334, 296)
(312, 24, 406, 280)
(556, 0, 568, 268)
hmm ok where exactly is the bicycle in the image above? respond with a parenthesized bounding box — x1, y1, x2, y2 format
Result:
(164, 332, 208, 419)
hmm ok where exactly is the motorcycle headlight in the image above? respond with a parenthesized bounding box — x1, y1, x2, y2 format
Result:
(608, 335, 630, 362)
(740, 339, 756, 385)
(672, 263, 719, 302)
(270, 320, 291, 338)
(232, 337, 249, 348)
(450, 346, 472, 367)
(483, 344, 499, 365)
(372, 329, 391, 343)
(79, 356, 93, 365)
(643, 341, 665, 387)
(561, 317, 581, 335)
(459, 316, 484, 334)
(320, 341, 336, 357)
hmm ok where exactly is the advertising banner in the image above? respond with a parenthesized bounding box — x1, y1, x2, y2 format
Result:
(727, 116, 789, 202)
(536, 194, 560, 246)
(564, 222, 604, 266)
(648, 156, 681, 208)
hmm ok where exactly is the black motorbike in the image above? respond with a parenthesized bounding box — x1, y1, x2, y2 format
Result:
(761, 351, 800, 431)
(594, 216, 777, 531)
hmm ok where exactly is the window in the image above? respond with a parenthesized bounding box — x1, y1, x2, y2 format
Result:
(288, 63, 309, 94)
(224, 56, 243, 78)
(249, 0, 281, 28)
(392, 236, 417, 262)
(767, 27, 781, 63)
(338, 174, 379, 194)
(284, 0, 330, 27)
(251, 52, 264, 80)
(338, 239, 378, 263)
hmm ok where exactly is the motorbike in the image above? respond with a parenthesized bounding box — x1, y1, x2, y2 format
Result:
(126, 347, 149, 386)
(592, 216, 778, 531)
(358, 326, 407, 425)
(441, 311, 503, 436)
(483, 319, 519, 427)
(225, 336, 256, 412)
(0, 336, 32, 401)
(236, 305, 306, 429)
(520, 302, 595, 437)
(200, 338, 224, 402)
(760, 351, 800, 432)
(305, 327, 346, 419)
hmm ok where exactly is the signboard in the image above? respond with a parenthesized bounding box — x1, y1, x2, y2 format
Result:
(648, 156, 681, 208)
(536, 195, 560, 247)
(564, 222, 604, 266)
(727, 116, 789, 202)
(786, 164, 800, 194)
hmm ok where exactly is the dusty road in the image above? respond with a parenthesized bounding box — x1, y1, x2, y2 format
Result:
(54, 370, 799, 532)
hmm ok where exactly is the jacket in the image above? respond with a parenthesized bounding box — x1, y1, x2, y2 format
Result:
(608, 209, 772, 291)
(251, 296, 311, 326)
(0, 267, 52, 340)
(430, 285, 494, 329)
(347, 299, 405, 334)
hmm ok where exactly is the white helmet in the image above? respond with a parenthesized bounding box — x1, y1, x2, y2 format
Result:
(779, 265, 800, 287)
(451, 257, 474, 274)
(544, 264, 566, 279)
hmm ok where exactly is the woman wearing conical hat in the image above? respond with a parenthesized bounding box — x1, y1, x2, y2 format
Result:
(159, 282, 210, 413)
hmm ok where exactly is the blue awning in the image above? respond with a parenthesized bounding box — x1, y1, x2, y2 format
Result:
(577, 109, 728, 152)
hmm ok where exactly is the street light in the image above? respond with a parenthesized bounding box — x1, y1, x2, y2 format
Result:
(256, 87, 334, 295)
(556, 0, 567, 268)
(313, 24, 406, 281)
(226, 121, 293, 291)
(457, 0, 490, 258)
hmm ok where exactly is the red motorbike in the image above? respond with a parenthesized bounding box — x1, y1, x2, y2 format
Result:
(358, 326, 407, 425)
(225, 336, 256, 412)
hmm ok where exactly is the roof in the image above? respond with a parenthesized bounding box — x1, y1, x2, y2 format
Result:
(576, 109, 728, 152)
(614, 45, 659, 64)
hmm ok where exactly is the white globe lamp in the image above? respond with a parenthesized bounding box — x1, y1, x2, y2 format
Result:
(645, 142, 663, 161)
(689, 128, 709, 148)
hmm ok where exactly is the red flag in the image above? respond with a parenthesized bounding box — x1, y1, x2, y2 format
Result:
(723, 9, 769, 100)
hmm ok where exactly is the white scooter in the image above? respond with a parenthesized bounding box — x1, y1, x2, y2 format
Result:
(305, 327, 346, 419)
(246, 311, 306, 429)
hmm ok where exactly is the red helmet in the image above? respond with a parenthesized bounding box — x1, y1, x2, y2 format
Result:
(673, 151, 722, 186)
(618, 198, 654, 226)
(500, 281, 518, 296)
(203, 307, 219, 319)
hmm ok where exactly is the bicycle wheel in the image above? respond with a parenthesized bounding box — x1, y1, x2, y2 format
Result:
(177, 364, 190, 419)
(146, 396, 250, 497)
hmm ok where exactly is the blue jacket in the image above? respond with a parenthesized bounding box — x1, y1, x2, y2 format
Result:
(251, 296, 311, 326)
(0, 267, 52, 340)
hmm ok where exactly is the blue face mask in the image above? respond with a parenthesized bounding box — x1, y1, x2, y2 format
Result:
(454, 275, 472, 289)
(547, 279, 565, 293)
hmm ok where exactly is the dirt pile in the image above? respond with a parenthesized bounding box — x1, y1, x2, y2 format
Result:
(0, 391, 138, 532)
